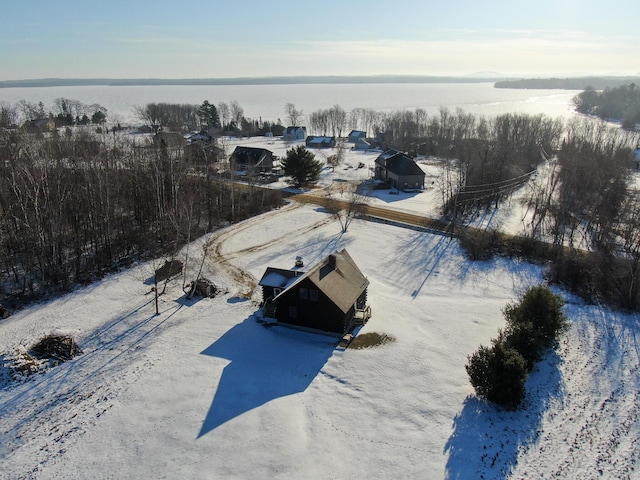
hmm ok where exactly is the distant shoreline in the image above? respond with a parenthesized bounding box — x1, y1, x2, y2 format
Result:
(2, 75, 638, 90)
(495, 77, 640, 90)
(0, 75, 506, 88)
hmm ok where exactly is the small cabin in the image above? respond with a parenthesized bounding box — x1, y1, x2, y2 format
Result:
(258, 249, 370, 335)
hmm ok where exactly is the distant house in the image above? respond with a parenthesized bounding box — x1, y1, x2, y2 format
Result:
(258, 249, 370, 335)
(230, 146, 274, 173)
(374, 148, 425, 191)
(305, 135, 336, 149)
(282, 126, 306, 141)
(186, 129, 215, 145)
(347, 130, 367, 143)
(353, 138, 371, 151)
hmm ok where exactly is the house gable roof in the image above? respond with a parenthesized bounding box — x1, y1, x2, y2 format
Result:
(306, 135, 335, 147)
(231, 146, 273, 166)
(284, 126, 306, 134)
(267, 249, 369, 313)
(375, 149, 425, 177)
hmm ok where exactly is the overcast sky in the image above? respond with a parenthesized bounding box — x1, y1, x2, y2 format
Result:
(1, 0, 638, 80)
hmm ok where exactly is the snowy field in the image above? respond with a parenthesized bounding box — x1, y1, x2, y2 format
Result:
(1, 191, 639, 478)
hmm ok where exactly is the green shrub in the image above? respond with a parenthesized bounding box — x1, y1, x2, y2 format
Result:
(466, 339, 528, 410)
(466, 284, 569, 409)
(504, 285, 568, 352)
(499, 324, 541, 372)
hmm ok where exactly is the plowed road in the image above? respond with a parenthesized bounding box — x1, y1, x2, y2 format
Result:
(290, 191, 455, 235)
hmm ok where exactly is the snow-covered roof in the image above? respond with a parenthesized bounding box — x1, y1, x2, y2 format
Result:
(258, 267, 303, 289)
(306, 136, 334, 145)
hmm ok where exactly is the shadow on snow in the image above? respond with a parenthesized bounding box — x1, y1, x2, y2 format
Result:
(198, 316, 336, 437)
(444, 349, 563, 479)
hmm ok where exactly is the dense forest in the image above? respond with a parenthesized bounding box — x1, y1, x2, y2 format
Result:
(572, 83, 640, 130)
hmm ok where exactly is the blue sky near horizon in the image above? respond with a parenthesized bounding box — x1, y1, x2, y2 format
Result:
(1, 0, 638, 80)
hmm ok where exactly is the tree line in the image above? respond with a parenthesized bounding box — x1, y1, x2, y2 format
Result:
(0, 127, 282, 309)
(495, 77, 640, 90)
(452, 115, 640, 310)
(1, 99, 108, 130)
(573, 83, 640, 130)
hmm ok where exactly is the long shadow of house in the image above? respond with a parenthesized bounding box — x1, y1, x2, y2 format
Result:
(198, 316, 336, 437)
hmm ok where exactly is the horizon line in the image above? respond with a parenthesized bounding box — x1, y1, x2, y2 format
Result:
(2, 73, 639, 89)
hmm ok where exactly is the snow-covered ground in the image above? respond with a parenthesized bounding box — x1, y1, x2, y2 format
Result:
(1, 137, 639, 479)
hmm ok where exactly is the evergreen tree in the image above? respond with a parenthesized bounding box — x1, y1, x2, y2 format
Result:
(503, 285, 568, 353)
(281, 145, 323, 187)
(466, 339, 528, 410)
(197, 100, 220, 129)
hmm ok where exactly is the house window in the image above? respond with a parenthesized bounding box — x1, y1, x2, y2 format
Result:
(310, 289, 319, 301)
(289, 306, 297, 318)
(299, 287, 308, 300)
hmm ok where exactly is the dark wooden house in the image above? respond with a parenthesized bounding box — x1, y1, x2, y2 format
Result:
(258, 249, 370, 335)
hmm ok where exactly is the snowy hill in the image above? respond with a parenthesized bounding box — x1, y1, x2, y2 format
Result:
(1, 139, 639, 479)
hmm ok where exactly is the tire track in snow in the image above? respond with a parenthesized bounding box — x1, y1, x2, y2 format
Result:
(206, 202, 332, 299)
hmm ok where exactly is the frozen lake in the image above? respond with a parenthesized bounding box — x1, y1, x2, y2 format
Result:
(0, 82, 581, 125)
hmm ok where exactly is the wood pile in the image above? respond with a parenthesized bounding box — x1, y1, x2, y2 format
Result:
(31, 335, 83, 361)
(186, 278, 219, 299)
(155, 260, 184, 281)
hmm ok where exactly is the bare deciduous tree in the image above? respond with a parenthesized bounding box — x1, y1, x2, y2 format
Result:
(285, 103, 304, 126)
(324, 182, 366, 233)
(229, 100, 244, 127)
